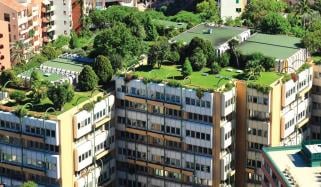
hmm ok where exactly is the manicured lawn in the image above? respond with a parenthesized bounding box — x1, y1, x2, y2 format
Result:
(152, 19, 187, 29)
(133, 65, 283, 89)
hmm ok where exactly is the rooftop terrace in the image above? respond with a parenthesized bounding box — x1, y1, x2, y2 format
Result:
(132, 65, 282, 90)
(170, 23, 248, 48)
(238, 33, 303, 60)
(263, 141, 321, 187)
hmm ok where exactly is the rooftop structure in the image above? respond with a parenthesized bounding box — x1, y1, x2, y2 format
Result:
(170, 23, 251, 54)
(238, 33, 308, 73)
(262, 141, 321, 187)
(18, 54, 93, 85)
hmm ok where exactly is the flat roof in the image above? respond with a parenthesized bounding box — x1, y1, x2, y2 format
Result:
(263, 146, 321, 187)
(19, 69, 64, 82)
(132, 65, 282, 89)
(171, 24, 248, 48)
(305, 144, 321, 154)
(238, 33, 303, 60)
(41, 58, 86, 73)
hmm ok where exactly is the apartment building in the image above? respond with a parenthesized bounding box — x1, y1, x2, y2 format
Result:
(0, 20, 11, 70)
(0, 0, 42, 54)
(310, 63, 321, 140)
(0, 89, 116, 187)
(114, 75, 236, 187)
(42, 0, 72, 43)
(236, 34, 312, 186)
(217, 0, 248, 21)
(261, 141, 321, 187)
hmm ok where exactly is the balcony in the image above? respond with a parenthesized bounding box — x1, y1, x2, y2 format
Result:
(42, 17, 49, 23)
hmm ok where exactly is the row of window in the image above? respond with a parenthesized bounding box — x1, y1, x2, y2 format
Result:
(25, 125, 56, 138)
(285, 86, 296, 98)
(247, 96, 268, 105)
(285, 118, 295, 130)
(248, 142, 265, 150)
(186, 130, 211, 141)
(187, 112, 213, 124)
(78, 117, 91, 129)
(225, 97, 236, 108)
(313, 102, 321, 110)
(185, 161, 211, 173)
(78, 150, 92, 163)
(247, 159, 261, 169)
(248, 128, 268, 138)
(187, 144, 212, 156)
(0, 120, 20, 131)
(185, 97, 211, 108)
(248, 110, 270, 121)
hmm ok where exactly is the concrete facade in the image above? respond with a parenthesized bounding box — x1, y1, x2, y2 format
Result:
(0, 20, 11, 70)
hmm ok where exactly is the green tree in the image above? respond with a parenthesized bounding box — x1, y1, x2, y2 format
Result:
(69, 32, 79, 49)
(42, 45, 59, 60)
(47, 83, 74, 111)
(78, 65, 98, 91)
(109, 53, 123, 72)
(228, 39, 240, 68)
(147, 38, 170, 68)
(53, 35, 70, 48)
(0, 70, 17, 86)
(182, 59, 193, 78)
(11, 41, 29, 65)
(170, 11, 202, 25)
(242, 0, 286, 27)
(93, 23, 144, 58)
(219, 53, 230, 67)
(244, 60, 264, 80)
(189, 48, 207, 71)
(167, 51, 180, 64)
(125, 13, 146, 39)
(187, 37, 215, 64)
(303, 30, 321, 53)
(144, 17, 159, 41)
(313, 0, 321, 14)
(211, 62, 221, 74)
(260, 12, 290, 34)
(92, 55, 113, 84)
(31, 80, 49, 104)
(196, 0, 220, 22)
(294, 0, 313, 29)
(30, 70, 42, 82)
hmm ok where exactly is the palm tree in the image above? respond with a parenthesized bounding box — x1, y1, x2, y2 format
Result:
(228, 39, 240, 68)
(11, 41, 28, 65)
(295, 0, 313, 29)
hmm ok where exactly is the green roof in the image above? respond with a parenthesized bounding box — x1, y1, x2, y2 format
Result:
(133, 65, 282, 89)
(152, 19, 187, 29)
(171, 24, 248, 48)
(20, 69, 64, 82)
(238, 33, 303, 60)
(42, 58, 85, 73)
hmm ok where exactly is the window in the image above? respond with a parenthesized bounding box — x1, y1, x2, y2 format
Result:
(236, 8, 242, 12)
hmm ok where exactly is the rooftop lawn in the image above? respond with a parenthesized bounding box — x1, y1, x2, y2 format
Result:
(4, 90, 98, 116)
(133, 65, 282, 89)
(152, 19, 187, 29)
(238, 33, 303, 60)
(41, 58, 86, 73)
(171, 23, 248, 48)
(19, 69, 64, 82)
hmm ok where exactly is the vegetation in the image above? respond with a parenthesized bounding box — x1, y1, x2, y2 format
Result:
(9, 90, 26, 104)
(47, 83, 74, 111)
(78, 65, 98, 91)
(148, 37, 170, 68)
(182, 59, 193, 78)
(21, 181, 37, 187)
(92, 55, 113, 84)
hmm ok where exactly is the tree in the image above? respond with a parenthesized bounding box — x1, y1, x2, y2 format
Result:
(219, 53, 230, 67)
(10, 90, 26, 104)
(31, 80, 49, 104)
(303, 30, 321, 53)
(196, 0, 220, 22)
(294, 0, 313, 29)
(93, 23, 144, 58)
(211, 62, 221, 74)
(92, 55, 113, 84)
(52, 36, 70, 48)
(30, 70, 42, 82)
(313, 0, 321, 14)
(42, 45, 59, 60)
(11, 41, 28, 65)
(260, 12, 290, 34)
(182, 59, 193, 78)
(187, 37, 215, 64)
(48, 83, 74, 111)
(244, 60, 264, 80)
(0, 70, 17, 86)
(109, 53, 123, 72)
(228, 39, 240, 68)
(125, 13, 146, 39)
(247, 53, 275, 71)
(69, 32, 79, 49)
(147, 38, 170, 68)
(144, 17, 158, 41)
(170, 11, 202, 25)
(78, 65, 98, 91)
(242, 0, 286, 27)
(167, 51, 180, 64)
(189, 48, 207, 71)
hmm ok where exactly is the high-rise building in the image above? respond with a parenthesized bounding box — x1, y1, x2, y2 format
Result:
(0, 0, 42, 55)
(235, 33, 312, 186)
(0, 20, 11, 70)
(41, 0, 72, 43)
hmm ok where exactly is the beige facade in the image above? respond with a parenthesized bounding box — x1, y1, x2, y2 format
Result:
(0, 20, 11, 70)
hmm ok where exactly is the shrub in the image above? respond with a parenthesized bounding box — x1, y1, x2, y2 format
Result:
(78, 65, 98, 91)
(211, 62, 221, 74)
(82, 102, 94, 112)
(10, 90, 26, 104)
(182, 59, 193, 78)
